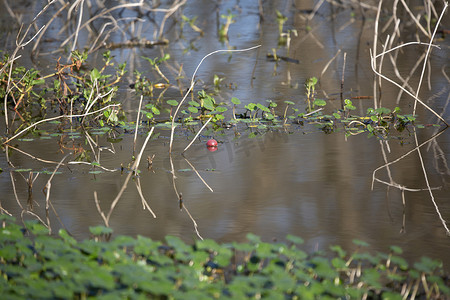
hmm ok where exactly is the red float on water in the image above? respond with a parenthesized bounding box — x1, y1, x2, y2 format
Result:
(206, 139, 218, 148)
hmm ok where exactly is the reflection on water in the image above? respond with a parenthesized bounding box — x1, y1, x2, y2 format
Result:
(1, 0, 449, 270)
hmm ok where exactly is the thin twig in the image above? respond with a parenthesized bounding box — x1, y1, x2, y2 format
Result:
(135, 177, 156, 218)
(134, 95, 144, 154)
(44, 153, 71, 234)
(105, 127, 154, 222)
(413, 1, 448, 114)
(94, 191, 109, 227)
(369, 50, 448, 126)
(182, 117, 213, 153)
(320, 49, 341, 79)
(183, 156, 213, 193)
(371, 128, 447, 190)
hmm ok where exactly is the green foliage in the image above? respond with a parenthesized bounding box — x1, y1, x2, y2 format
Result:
(0, 53, 432, 146)
(0, 218, 448, 299)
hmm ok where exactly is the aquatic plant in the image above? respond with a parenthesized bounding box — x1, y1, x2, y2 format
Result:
(0, 216, 448, 299)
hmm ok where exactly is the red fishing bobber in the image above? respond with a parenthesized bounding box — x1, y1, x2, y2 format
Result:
(206, 139, 218, 151)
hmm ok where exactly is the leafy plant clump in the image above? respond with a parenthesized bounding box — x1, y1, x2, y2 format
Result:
(0, 216, 448, 299)
(1, 50, 127, 127)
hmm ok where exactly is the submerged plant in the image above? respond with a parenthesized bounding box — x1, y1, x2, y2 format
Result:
(305, 76, 318, 112)
(142, 54, 171, 83)
(276, 10, 288, 35)
(219, 10, 236, 41)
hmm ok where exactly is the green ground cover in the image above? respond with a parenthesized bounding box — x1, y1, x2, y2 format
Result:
(0, 216, 448, 299)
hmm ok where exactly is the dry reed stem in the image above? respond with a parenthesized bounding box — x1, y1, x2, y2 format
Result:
(373, 178, 440, 192)
(182, 117, 213, 153)
(157, 0, 187, 40)
(44, 153, 71, 235)
(169, 154, 203, 240)
(94, 191, 109, 227)
(399, 0, 430, 37)
(31, 2, 70, 55)
(2, 104, 120, 145)
(372, 128, 450, 235)
(7, 145, 63, 165)
(307, 0, 326, 20)
(372, 0, 383, 109)
(303, 108, 324, 117)
(410, 46, 448, 238)
(67, 161, 117, 172)
(68, 0, 85, 62)
(369, 49, 448, 126)
(135, 177, 156, 218)
(371, 128, 447, 190)
(134, 95, 144, 154)
(320, 49, 341, 79)
(60, 3, 147, 48)
(169, 45, 261, 153)
(10, 172, 24, 210)
(3, 23, 46, 129)
(83, 131, 100, 162)
(412, 128, 450, 236)
(82, 85, 115, 124)
(183, 204, 203, 240)
(183, 156, 213, 193)
(105, 127, 155, 223)
(20, 210, 48, 229)
(413, 1, 448, 114)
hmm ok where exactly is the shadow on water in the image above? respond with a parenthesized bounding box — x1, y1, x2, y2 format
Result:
(1, 0, 449, 270)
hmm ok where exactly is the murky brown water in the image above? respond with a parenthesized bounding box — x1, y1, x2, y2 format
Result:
(1, 0, 449, 270)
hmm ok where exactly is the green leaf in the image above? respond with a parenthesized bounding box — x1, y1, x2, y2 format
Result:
(151, 106, 160, 115)
(313, 99, 326, 106)
(330, 245, 346, 258)
(167, 99, 179, 106)
(202, 96, 215, 110)
(246, 233, 261, 244)
(189, 100, 200, 107)
(390, 245, 403, 254)
(188, 106, 198, 113)
(264, 113, 275, 120)
(352, 239, 369, 247)
(32, 78, 45, 85)
(90, 68, 101, 81)
(215, 106, 228, 113)
(245, 103, 257, 111)
(361, 268, 382, 289)
(286, 234, 304, 245)
(375, 107, 391, 115)
(231, 97, 241, 105)
(381, 292, 403, 300)
(256, 103, 270, 113)
(89, 226, 113, 236)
